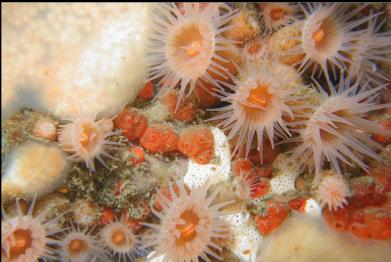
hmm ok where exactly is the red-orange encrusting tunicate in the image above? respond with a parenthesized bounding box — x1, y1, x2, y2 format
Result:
(163, 91, 199, 123)
(178, 127, 214, 164)
(256, 201, 290, 235)
(322, 207, 350, 232)
(138, 81, 155, 100)
(114, 108, 148, 141)
(140, 124, 178, 154)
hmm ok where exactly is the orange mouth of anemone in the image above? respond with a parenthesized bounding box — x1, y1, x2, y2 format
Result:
(68, 239, 88, 257)
(312, 27, 325, 46)
(175, 209, 200, 245)
(173, 23, 205, 59)
(80, 123, 99, 150)
(111, 230, 128, 247)
(311, 19, 338, 51)
(7, 229, 33, 259)
(242, 85, 273, 117)
(270, 8, 286, 21)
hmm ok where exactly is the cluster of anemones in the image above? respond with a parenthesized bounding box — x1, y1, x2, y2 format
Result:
(146, 3, 390, 187)
(1, 196, 144, 262)
(142, 8, 390, 250)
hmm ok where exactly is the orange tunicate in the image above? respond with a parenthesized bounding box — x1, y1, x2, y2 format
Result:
(163, 91, 198, 123)
(256, 201, 290, 235)
(140, 124, 178, 154)
(322, 207, 350, 232)
(128, 146, 145, 165)
(114, 108, 148, 141)
(232, 159, 253, 176)
(178, 127, 214, 164)
(100, 207, 116, 225)
(138, 81, 154, 100)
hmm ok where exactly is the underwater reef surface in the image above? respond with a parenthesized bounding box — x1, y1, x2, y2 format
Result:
(1, 3, 391, 262)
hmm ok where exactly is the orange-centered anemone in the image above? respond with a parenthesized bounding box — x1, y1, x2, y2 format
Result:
(68, 239, 87, 256)
(58, 228, 108, 261)
(175, 209, 200, 245)
(209, 60, 305, 160)
(2, 197, 61, 261)
(99, 220, 139, 261)
(270, 8, 285, 21)
(59, 113, 122, 172)
(295, 3, 375, 86)
(148, 3, 238, 106)
(111, 230, 126, 246)
(8, 229, 33, 259)
(80, 123, 99, 149)
(291, 79, 391, 186)
(144, 180, 232, 261)
(260, 3, 299, 33)
(247, 85, 273, 108)
(312, 28, 325, 45)
(173, 23, 204, 60)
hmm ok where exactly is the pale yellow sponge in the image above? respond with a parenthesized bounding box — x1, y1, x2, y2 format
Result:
(2, 3, 154, 120)
(2, 140, 70, 200)
(257, 213, 391, 262)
